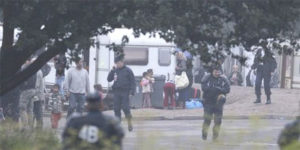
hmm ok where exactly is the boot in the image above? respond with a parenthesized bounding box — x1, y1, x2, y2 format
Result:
(202, 132, 207, 140)
(254, 95, 261, 103)
(127, 118, 133, 132)
(212, 132, 220, 142)
(254, 99, 261, 103)
(266, 95, 271, 104)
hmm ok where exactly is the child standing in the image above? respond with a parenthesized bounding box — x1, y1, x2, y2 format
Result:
(163, 81, 176, 109)
(141, 72, 152, 108)
(147, 69, 155, 94)
(94, 84, 104, 111)
(49, 84, 63, 129)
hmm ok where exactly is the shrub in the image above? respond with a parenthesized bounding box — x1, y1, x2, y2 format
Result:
(0, 121, 61, 150)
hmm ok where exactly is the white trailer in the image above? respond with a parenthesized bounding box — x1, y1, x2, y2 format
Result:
(89, 28, 177, 91)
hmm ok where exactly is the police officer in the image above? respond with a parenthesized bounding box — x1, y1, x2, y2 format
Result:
(201, 66, 230, 141)
(278, 116, 300, 150)
(62, 93, 124, 150)
(252, 48, 277, 104)
(107, 55, 136, 132)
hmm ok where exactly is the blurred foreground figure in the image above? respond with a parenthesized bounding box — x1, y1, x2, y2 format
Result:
(63, 93, 124, 150)
(201, 66, 230, 141)
(278, 117, 300, 150)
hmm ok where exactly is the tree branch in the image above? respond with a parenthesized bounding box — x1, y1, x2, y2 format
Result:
(0, 42, 64, 96)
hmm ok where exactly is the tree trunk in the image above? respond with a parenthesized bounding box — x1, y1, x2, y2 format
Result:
(0, 4, 15, 80)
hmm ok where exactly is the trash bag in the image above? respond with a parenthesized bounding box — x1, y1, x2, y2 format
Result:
(185, 99, 203, 109)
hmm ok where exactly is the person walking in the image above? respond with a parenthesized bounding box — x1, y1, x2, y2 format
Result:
(141, 72, 152, 108)
(252, 48, 277, 104)
(107, 55, 135, 132)
(201, 66, 230, 141)
(62, 93, 124, 150)
(65, 59, 90, 116)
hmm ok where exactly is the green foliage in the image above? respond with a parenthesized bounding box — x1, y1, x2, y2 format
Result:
(0, 121, 61, 150)
(1, 0, 300, 95)
(2, 0, 300, 62)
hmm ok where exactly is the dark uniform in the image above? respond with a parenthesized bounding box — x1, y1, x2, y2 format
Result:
(252, 49, 277, 103)
(201, 74, 230, 140)
(107, 65, 135, 121)
(62, 111, 124, 150)
(278, 117, 300, 150)
(63, 93, 124, 150)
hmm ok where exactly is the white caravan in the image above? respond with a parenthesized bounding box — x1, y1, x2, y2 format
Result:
(89, 28, 177, 90)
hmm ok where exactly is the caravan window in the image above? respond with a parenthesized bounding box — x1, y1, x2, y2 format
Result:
(123, 47, 148, 65)
(158, 48, 171, 66)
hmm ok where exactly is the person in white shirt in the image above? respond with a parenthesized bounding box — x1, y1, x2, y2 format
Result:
(65, 59, 90, 116)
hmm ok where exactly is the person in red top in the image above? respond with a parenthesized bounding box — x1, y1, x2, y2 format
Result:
(163, 81, 176, 109)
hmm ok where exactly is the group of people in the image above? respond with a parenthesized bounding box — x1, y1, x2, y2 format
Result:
(163, 51, 194, 110)
(163, 47, 279, 142)
(2, 45, 299, 150)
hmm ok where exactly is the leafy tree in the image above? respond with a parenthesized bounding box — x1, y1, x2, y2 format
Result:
(0, 0, 300, 98)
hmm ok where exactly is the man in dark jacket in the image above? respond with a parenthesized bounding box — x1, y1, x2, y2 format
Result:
(201, 66, 230, 141)
(252, 48, 277, 104)
(107, 55, 136, 132)
(278, 116, 300, 150)
(63, 93, 124, 150)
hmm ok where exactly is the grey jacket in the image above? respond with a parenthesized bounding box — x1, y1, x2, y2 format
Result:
(65, 68, 90, 94)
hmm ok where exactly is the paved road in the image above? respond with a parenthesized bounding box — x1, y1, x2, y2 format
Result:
(122, 119, 290, 150)
(44, 117, 290, 150)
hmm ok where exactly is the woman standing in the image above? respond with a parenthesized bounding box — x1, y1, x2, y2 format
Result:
(176, 51, 193, 109)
